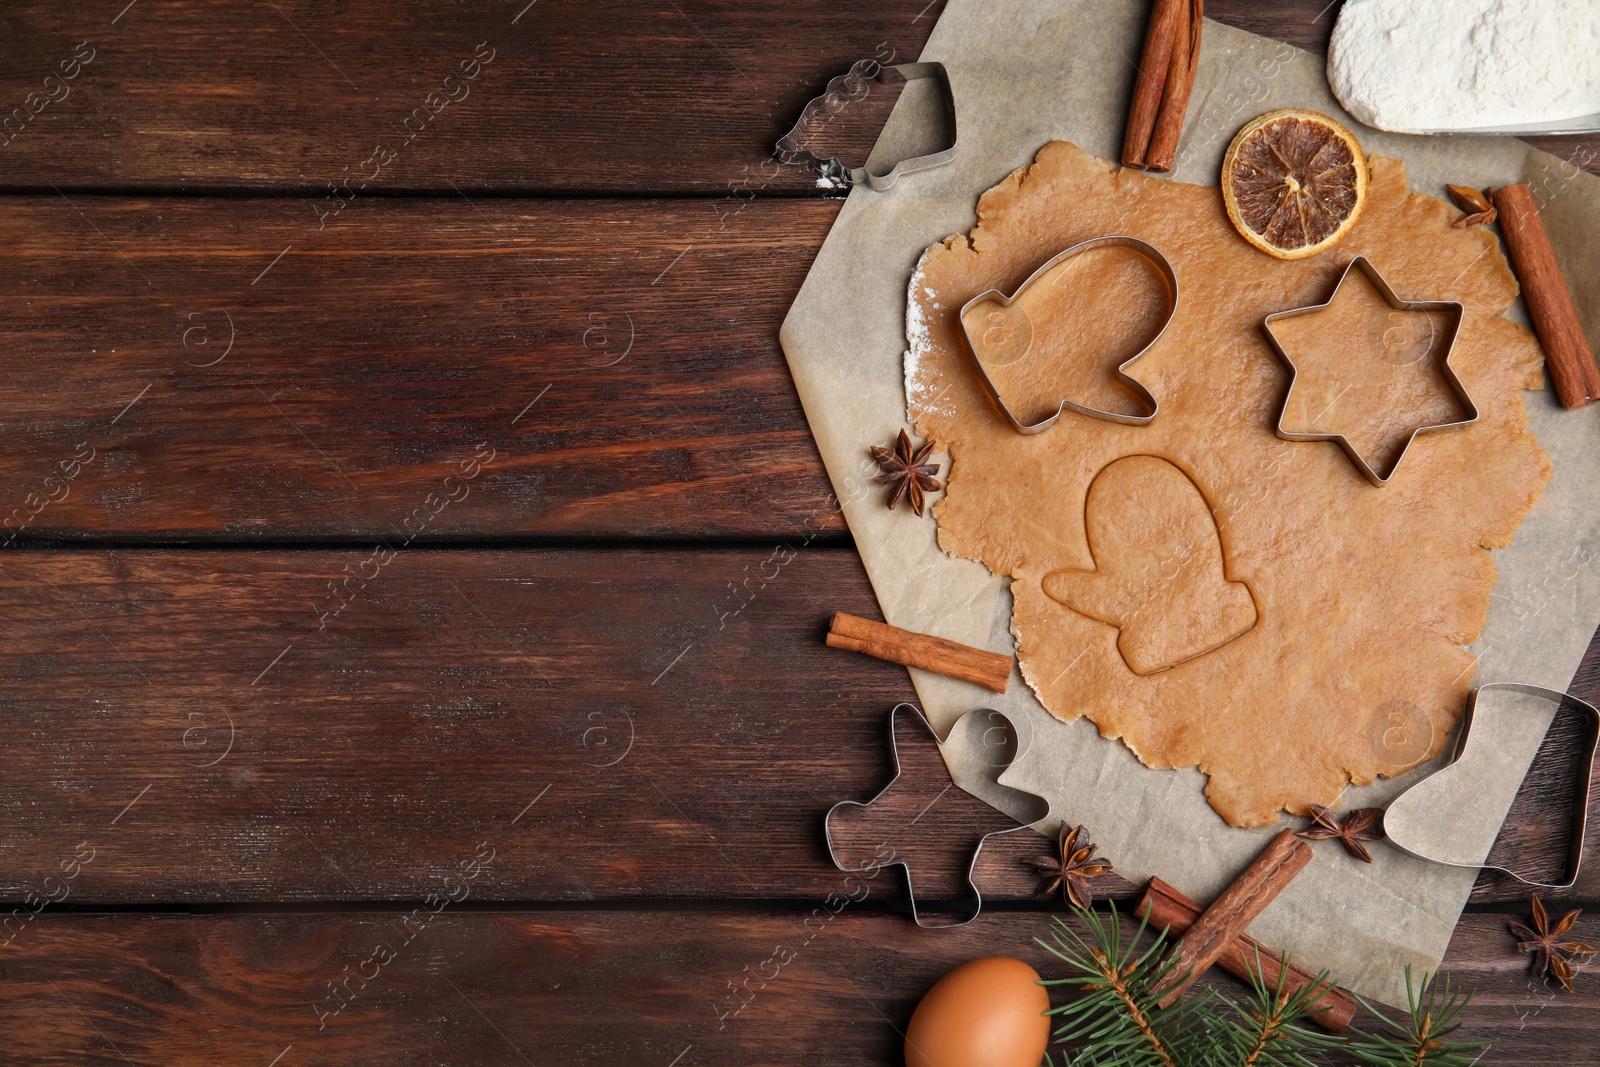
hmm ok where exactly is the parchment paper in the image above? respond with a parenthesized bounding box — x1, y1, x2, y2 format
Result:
(780, 0, 1600, 1008)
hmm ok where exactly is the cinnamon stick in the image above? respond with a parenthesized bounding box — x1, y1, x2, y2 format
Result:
(826, 611, 1012, 693)
(1122, 0, 1203, 171)
(1492, 183, 1600, 408)
(1151, 829, 1311, 1006)
(1137, 877, 1356, 1032)
(1143, 0, 1203, 171)
(1121, 0, 1185, 168)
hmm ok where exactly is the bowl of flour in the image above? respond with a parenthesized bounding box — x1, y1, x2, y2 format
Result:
(1328, 0, 1600, 133)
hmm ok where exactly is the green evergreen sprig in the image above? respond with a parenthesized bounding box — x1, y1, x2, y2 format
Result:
(1347, 967, 1489, 1067)
(1035, 904, 1490, 1067)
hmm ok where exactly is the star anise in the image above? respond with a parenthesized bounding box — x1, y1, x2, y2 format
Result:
(1295, 805, 1383, 863)
(1030, 823, 1112, 909)
(870, 429, 942, 517)
(1446, 184, 1497, 228)
(1510, 893, 1595, 993)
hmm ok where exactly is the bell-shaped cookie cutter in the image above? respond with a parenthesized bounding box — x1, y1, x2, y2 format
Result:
(1261, 256, 1479, 486)
(775, 60, 957, 192)
(958, 236, 1177, 433)
(823, 703, 1050, 928)
(1383, 682, 1599, 889)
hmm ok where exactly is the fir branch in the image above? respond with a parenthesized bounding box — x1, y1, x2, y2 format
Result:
(1034, 908, 1491, 1067)
(1225, 949, 1339, 1067)
(1037, 905, 1184, 1067)
(1348, 967, 1490, 1067)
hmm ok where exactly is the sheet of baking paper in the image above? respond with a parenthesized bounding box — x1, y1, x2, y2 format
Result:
(779, 0, 1600, 1008)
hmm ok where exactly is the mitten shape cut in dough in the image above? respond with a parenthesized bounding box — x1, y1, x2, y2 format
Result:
(1044, 455, 1257, 676)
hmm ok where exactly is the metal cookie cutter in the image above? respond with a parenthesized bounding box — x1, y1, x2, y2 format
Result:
(959, 236, 1177, 434)
(824, 704, 1049, 928)
(775, 59, 957, 191)
(1384, 682, 1600, 889)
(1262, 256, 1479, 486)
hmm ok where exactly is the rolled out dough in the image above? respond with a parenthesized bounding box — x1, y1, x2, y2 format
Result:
(906, 140, 1551, 827)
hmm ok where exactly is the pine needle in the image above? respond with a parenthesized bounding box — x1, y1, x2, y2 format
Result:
(1348, 967, 1491, 1067)
(1034, 908, 1491, 1067)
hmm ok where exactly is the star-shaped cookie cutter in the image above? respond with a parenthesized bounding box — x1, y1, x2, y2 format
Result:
(823, 703, 1049, 928)
(1261, 256, 1479, 487)
(959, 235, 1177, 433)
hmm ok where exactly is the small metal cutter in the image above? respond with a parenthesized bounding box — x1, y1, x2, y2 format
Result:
(1383, 682, 1599, 890)
(775, 59, 957, 192)
(1261, 256, 1479, 487)
(824, 703, 1049, 929)
(958, 236, 1177, 434)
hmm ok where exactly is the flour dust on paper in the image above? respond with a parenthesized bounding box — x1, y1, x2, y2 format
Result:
(904, 140, 1550, 827)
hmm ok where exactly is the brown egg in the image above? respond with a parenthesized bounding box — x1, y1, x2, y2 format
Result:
(904, 956, 1052, 1067)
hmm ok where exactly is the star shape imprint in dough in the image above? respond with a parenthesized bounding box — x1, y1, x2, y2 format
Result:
(1263, 256, 1477, 486)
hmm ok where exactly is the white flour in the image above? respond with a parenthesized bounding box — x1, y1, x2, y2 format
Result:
(903, 258, 957, 420)
(1328, 0, 1600, 131)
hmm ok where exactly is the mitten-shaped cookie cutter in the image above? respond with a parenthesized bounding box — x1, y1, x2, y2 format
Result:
(958, 236, 1177, 433)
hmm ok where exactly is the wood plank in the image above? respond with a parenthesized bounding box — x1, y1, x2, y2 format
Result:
(0, 547, 927, 902)
(0, 196, 848, 539)
(1204, 0, 1337, 53)
(0, 910, 1589, 1065)
(0, 546, 1595, 905)
(0, 0, 943, 194)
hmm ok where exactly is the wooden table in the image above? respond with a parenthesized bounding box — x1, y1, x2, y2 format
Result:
(1, 2, 1597, 1063)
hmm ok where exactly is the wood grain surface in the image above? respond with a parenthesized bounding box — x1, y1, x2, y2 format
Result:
(0, 546, 1594, 907)
(0, 197, 845, 539)
(0, 911, 1591, 1066)
(0, 547, 925, 903)
(0, 0, 945, 195)
(0, 4, 1594, 541)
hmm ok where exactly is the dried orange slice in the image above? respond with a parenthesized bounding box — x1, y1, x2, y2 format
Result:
(1222, 109, 1368, 260)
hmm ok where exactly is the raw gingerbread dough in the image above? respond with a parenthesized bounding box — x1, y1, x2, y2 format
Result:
(906, 140, 1550, 827)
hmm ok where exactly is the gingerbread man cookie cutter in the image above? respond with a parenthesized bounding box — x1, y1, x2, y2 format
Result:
(824, 703, 1049, 928)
